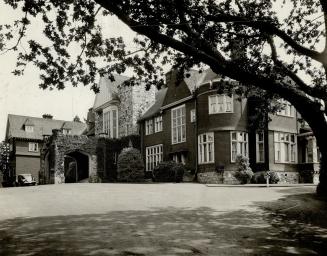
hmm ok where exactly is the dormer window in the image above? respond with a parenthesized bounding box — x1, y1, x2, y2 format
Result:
(62, 129, 71, 135)
(25, 125, 34, 133)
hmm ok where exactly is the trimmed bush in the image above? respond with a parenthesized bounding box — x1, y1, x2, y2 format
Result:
(233, 155, 253, 184)
(89, 174, 102, 183)
(117, 147, 144, 182)
(152, 161, 186, 182)
(269, 171, 280, 184)
(252, 171, 280, 184)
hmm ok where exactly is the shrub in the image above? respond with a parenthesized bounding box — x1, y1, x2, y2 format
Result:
(233, 155, 253, 184)
(269, 171, 280, 184)
(252, 171, 280, 184)
(89, 174, 102, 183)
(152, 161, 186, 182)
(117, 147, 145, 182)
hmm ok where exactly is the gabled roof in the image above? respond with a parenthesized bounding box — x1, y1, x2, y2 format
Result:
(199, 69, 220, 85)
(139, 88, 168, 121)
(93, 74, 130, 110)
(6, 114, 87, 141)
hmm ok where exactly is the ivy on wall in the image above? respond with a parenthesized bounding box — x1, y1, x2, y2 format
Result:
(96, 135, 141, 181)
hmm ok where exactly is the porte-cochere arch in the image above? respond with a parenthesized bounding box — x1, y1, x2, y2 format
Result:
(40, 130, 141, 184)
(42, 130, 98, 184)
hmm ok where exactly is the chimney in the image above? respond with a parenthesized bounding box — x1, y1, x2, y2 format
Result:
(42, 114, 53, 119)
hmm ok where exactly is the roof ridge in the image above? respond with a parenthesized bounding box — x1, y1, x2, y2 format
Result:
(8, 114, 84, 124)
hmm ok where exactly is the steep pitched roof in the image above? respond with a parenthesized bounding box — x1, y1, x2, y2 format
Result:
(6, 114, 87, 141)
(199, 69, 220, 85)
(93, 74, 130, 110)
(139, 88, 168, 121)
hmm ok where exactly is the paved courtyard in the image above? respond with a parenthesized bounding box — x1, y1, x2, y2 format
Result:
(0, 184, 326, 255)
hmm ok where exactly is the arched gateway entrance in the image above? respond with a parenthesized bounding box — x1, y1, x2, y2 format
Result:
(40, 131, 98, 184)
(64, 151, 90, 183)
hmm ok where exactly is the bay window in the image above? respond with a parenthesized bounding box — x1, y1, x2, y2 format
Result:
(209, 94, 233, 114)
(198, 133, 215, 164)
(231, 131, 248, 162)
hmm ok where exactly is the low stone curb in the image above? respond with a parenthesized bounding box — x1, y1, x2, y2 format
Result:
(205, 183, 317, 188)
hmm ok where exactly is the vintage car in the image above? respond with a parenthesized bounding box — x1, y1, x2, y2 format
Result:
(16, 174, 37, 186)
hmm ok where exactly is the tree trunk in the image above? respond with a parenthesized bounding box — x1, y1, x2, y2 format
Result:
(317, 150, 327, 197)
(304, 113, 327, 197)
(291, 100, 327, 197)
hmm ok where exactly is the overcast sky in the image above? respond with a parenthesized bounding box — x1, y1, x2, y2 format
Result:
(0, 3, 136, 141)
(0, 3, 325, 141)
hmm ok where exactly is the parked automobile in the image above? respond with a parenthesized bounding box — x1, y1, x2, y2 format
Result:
(16, 174, 36, 186)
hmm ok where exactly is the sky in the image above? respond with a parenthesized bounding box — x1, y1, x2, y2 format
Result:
(0, 2, 325, 141)
(0, 3, 135, 141)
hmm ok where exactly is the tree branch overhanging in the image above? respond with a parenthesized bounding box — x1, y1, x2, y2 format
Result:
(266, 36, 327, 100)
(206, 14, 323, 63)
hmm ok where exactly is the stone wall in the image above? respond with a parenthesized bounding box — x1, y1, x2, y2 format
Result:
(93, 84, 155, 138)
(275, 171, 299, 184)
(197, 165, 223, 184)
(41, 131, 142, 184)
(118, 85, 134, 137)
(43, 130, 98, 184)
(132, 86, 156, 131)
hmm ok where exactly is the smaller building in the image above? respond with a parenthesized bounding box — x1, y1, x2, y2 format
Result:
(5, 114, 86, 183)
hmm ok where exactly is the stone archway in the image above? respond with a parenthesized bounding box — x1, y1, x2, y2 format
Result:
(64, 151, 91, 183)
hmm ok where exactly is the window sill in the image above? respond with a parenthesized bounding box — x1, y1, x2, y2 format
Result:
(209, 111, 234, 115)
(198, 162, 215, 165)
(274, 161, 297, 164)
(171, 141, 186, 145)
(276, 114, 295, 118)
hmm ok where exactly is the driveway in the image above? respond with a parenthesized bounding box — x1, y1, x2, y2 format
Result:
(0, 184, 325, 255)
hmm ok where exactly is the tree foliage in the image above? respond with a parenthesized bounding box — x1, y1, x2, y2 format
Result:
(2, 1, 326, 98)
(2, 0, 327, 193)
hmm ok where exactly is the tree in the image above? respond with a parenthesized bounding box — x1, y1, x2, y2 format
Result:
(1, 0, 327, 195)
(0, 142, 10, 175)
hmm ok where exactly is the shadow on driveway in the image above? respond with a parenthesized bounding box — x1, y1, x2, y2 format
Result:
(1, 200, 327, 255)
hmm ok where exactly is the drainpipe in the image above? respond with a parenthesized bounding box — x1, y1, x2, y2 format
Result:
(194, 89, 199, 180)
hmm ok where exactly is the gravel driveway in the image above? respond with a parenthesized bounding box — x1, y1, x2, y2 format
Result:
(0, 183, 323, 255)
